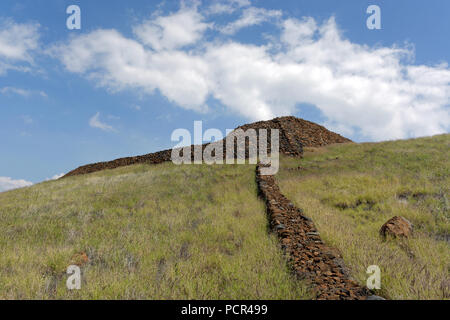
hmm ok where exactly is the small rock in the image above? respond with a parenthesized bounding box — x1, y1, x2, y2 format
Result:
(300, 215, 312, 221)
(380, 216, 413, 238)
(275, 224, 286, 230)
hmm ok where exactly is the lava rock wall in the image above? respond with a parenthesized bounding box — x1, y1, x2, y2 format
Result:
(63, 116, 351, 178)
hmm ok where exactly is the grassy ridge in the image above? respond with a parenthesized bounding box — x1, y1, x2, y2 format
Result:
(0, 162, 310, 299)
(277, 134, 450, 299)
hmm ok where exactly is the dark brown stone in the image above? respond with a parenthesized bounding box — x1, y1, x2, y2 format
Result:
(380, 216, 413, 238)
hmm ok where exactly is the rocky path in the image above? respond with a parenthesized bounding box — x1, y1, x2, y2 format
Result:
(256, 163, 378, 300)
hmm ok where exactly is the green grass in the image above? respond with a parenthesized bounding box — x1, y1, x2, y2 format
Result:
(0, 162, 311, 299)
(277, 134, 450, 300)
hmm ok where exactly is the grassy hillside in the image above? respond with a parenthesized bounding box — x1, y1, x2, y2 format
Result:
(0, 162, 310, 299)
(277, 134, 449, 299)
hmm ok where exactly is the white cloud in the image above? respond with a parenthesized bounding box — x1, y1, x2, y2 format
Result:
(0, 86, 31, 96)
(220, 7, 282, 34)
(133, 5, 210, 51)
(273, 17, 450, 139)
(0, 19, 40, 75)
(50, 28, 210, 112)
(89, 112, 115, 132)
(45, 173, 64, 181)
(207, 0, 251, 15)
(51, 4, 450, 141)
(0, 86, 47, 97)
(0, 176, 33, 192)
(281, 17, 317, 47)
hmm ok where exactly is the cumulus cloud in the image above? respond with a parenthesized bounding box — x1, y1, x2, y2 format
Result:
(133, 5, 210, 51)
(50, 28, 210, 112)
(0, 19, 40, 75)
(0, 176, 33, 192)
(51, 4, 450, 140)
(281, 17, 317, 46)
(275, 17, 450, 139)
(89, 112, 115, 132)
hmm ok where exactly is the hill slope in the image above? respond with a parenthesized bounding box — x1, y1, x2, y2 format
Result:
(277, 134, 450, 299)
(0, 162, 311, 299)
(2, 118, 447, 300)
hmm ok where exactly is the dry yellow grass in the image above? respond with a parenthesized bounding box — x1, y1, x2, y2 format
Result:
(277, 134, 450, 299)
(0, 162, 311, 299)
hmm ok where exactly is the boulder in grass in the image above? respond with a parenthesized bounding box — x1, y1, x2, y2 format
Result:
(380, 216, 413, 238)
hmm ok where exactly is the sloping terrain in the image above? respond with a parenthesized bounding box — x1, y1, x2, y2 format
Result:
(256, 164, 372, 300)
(4, 117, 446, 300)
(0, 162, 311, 299)
(0, 116, 358, 300)
(277, 134, 450, 299)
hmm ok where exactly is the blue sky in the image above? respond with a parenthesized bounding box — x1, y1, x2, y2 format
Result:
(1, 0, 449, 189)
